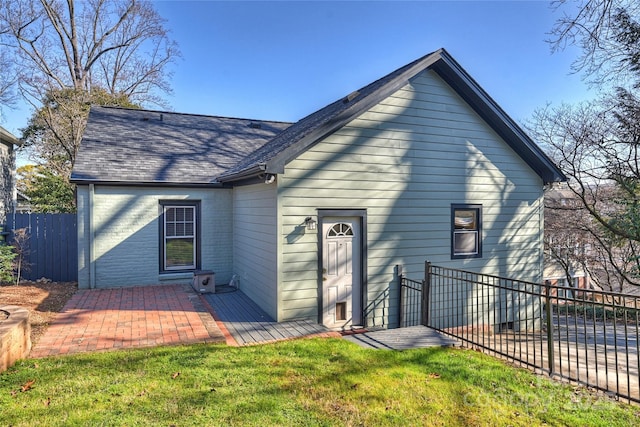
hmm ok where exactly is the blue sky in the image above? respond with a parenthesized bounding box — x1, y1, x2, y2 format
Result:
(3, 1, 590, 146)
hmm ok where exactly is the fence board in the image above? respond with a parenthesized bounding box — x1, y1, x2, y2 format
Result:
(59, 217, 68, 280)
(9, 213, 77, 282)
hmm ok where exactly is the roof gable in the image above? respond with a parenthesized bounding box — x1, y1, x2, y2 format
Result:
(219, 48, 565, 184)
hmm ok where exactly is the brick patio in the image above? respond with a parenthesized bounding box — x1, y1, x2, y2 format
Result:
(30, 285, 225, 358)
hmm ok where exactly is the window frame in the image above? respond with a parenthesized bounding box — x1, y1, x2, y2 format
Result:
(451, 204, 483, 259)
(159, 200, 201, 273)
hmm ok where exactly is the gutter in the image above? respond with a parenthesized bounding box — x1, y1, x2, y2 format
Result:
(217, 164, 267, 183)
(69, 179, 228, 188)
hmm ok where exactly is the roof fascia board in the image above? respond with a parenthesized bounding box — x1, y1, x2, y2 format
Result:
(263, 52, 445, 174)
(70, 179, 228, 188)
(432, 52, 566, 183)
(0, 126, 19, 146)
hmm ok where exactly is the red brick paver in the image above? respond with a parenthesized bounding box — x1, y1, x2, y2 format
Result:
(30, 285, 225, 358)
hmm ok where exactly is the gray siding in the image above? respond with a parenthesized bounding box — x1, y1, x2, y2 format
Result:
(232, 183, 278, 319)
(0, 141, 14, 222)
(77, 185, 232, 289)
(279, 70, 544, 326)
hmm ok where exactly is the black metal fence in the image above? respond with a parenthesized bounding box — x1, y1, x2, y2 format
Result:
(399, 262, 640, 404)
(397, 265, 424, 328)
(9, 213, 78, 282)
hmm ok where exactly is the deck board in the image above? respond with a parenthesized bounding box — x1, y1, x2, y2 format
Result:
(204, 287, 330, 345)
(342, 325, 460, 350)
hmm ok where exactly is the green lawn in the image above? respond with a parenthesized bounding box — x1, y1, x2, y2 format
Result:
(1, 338, 638, 426)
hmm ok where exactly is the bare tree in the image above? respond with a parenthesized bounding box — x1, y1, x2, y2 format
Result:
(544, 186, 591, 287)
(0, 0, 18, 120)
(532, 99, 640, 291)
(549, 0, 640, 87)
(11, 228, 30, 285)
(545, 181, 640, 292)
(533, 1, 640, 292)
(0, 0, 179, 185)
(0, 0, 179, 105)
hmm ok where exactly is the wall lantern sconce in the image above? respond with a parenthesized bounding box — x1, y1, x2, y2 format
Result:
(304, 216, 317, 230)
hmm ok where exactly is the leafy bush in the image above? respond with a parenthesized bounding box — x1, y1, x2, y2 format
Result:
(0, 244, 16, 284)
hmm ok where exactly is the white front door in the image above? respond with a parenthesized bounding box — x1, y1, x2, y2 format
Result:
(322, 217, 362, 329)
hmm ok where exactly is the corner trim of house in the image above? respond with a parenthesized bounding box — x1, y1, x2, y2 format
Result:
(89, 183, 96, 289)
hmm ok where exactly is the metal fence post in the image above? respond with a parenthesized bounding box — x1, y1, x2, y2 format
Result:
(397, 265, 404, 328)
(545, 280, 555, 376)
(423, 261, 432, 326)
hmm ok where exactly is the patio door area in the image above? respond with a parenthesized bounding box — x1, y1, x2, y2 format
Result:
(321, 216, 362, 329)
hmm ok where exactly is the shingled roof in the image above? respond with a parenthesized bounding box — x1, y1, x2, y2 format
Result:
(218, 48, 565, 184)
(72, 48, 565, 186)
(71, 107, 291, 185)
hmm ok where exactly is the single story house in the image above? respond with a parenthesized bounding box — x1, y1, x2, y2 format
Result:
(0, 126, 19, 224)
(71, 48, 565, 329)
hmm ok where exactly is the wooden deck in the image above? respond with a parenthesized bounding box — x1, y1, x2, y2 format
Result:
(203, 286, 333, 345)
(343, 326, 460, 350)
(203, 286, 460, 350)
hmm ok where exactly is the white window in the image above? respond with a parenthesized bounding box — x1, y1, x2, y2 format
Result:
(161, 203, 199, 271)
(452, 204, 482, 259)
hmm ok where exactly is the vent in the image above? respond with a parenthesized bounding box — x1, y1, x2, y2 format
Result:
(248, 122, 262, 129)
(343, 91, 360, 103)
(140, 113, 163, 122)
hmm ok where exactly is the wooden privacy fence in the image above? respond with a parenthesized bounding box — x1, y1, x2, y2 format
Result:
(9, 213, 77, 282)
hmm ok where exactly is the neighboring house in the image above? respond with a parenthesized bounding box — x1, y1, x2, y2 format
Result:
(543, 184, 590, 299)
(71, 49, 565, 329)
(0, 126, 18, 224)
(544, 182, 640, 296)
(15, 190, 31, 214)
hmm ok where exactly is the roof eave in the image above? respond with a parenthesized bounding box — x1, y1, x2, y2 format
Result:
(217, 164, 268, 183)
(70, 178, 227, 188)
(0, 126, 20, 146)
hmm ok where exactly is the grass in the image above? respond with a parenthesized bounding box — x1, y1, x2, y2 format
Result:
(1, 338, 638, 426)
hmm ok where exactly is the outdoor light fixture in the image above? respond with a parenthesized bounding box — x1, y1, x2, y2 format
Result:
(305, 216, 317, 230)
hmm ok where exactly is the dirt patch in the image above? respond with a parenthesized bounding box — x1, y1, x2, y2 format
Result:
(0, 281, 77, 344)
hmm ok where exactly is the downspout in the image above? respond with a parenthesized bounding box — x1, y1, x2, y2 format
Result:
(539, 188, 545, 284)
(10, 145, 16, 229)
(89, 184, 96, 289)
(10, 145, 16, 219)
